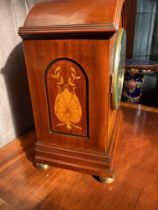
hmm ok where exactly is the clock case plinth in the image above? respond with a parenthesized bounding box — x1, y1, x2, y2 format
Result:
(19, 0, 125, 178)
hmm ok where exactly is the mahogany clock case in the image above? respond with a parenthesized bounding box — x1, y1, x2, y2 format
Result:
(19, 0, 125, 178)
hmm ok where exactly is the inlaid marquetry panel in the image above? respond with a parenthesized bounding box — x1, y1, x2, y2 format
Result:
(45, 58, 88, 137)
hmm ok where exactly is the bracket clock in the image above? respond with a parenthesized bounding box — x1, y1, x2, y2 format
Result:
(19, 0, 126, 183)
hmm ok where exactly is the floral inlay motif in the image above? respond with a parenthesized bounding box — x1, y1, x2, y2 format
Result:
(51, 66, 82, 130)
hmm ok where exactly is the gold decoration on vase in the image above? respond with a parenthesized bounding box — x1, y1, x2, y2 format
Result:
(51, 66, 82, 130)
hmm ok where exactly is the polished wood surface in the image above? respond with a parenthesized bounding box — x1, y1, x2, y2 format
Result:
(22, 37, 122, 176)
(19, 0, 124, 37)
(23, 39, 110, 151)
(121, 102, 158, 114)
(0, 105, 158, 210)
(0, 199, 12, 210)
(125, 59, 158, 70)
(19, 0, 124, 178)
(122, 0, 137, 58)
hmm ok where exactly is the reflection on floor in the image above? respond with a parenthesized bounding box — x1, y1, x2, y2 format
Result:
(0, 104, 158, 210)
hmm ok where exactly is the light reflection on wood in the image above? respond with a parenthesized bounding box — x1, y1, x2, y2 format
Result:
(121, 102, 158, 114)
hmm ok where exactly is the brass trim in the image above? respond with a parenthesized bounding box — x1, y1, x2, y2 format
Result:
(36, 163, 50, 171)
(99, 175, 115, 184)
(112, 28, 125, 109)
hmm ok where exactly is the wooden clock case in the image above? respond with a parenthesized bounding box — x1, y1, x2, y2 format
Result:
(19, 0, 125, 182)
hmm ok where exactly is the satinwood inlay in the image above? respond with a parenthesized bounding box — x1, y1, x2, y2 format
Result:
(45, 58, 88, 137)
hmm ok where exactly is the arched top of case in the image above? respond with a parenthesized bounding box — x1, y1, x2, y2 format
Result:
(19, 0, 125, 38)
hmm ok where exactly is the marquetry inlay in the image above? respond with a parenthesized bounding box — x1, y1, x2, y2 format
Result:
(51, 66, 82, 130)
(45, 58, 88, 137)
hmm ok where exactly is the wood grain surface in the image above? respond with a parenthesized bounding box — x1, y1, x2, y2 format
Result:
(122, 0, 137, 59)
(19, 0, 124, 37)
(0, 198, 12, 210)
(23, 39, 110, 150)
(22, 38, 121, 177)
(0, 105, 158, 210)
(19, 0, 125, 181)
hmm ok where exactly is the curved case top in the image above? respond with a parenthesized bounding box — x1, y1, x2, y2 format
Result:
(19, 0, 124, 38)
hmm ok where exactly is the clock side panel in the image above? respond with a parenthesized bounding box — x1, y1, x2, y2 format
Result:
(23, 39, 110, 154)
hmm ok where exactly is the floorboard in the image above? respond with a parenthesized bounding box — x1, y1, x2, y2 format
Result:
(0, 105, 158, 210)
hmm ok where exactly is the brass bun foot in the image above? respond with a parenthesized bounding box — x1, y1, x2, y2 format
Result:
(36, 163, 49, 171)
(99, 175, 115, 184)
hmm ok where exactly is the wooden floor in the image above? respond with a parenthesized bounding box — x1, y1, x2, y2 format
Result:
(0, 104, 158, 210)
